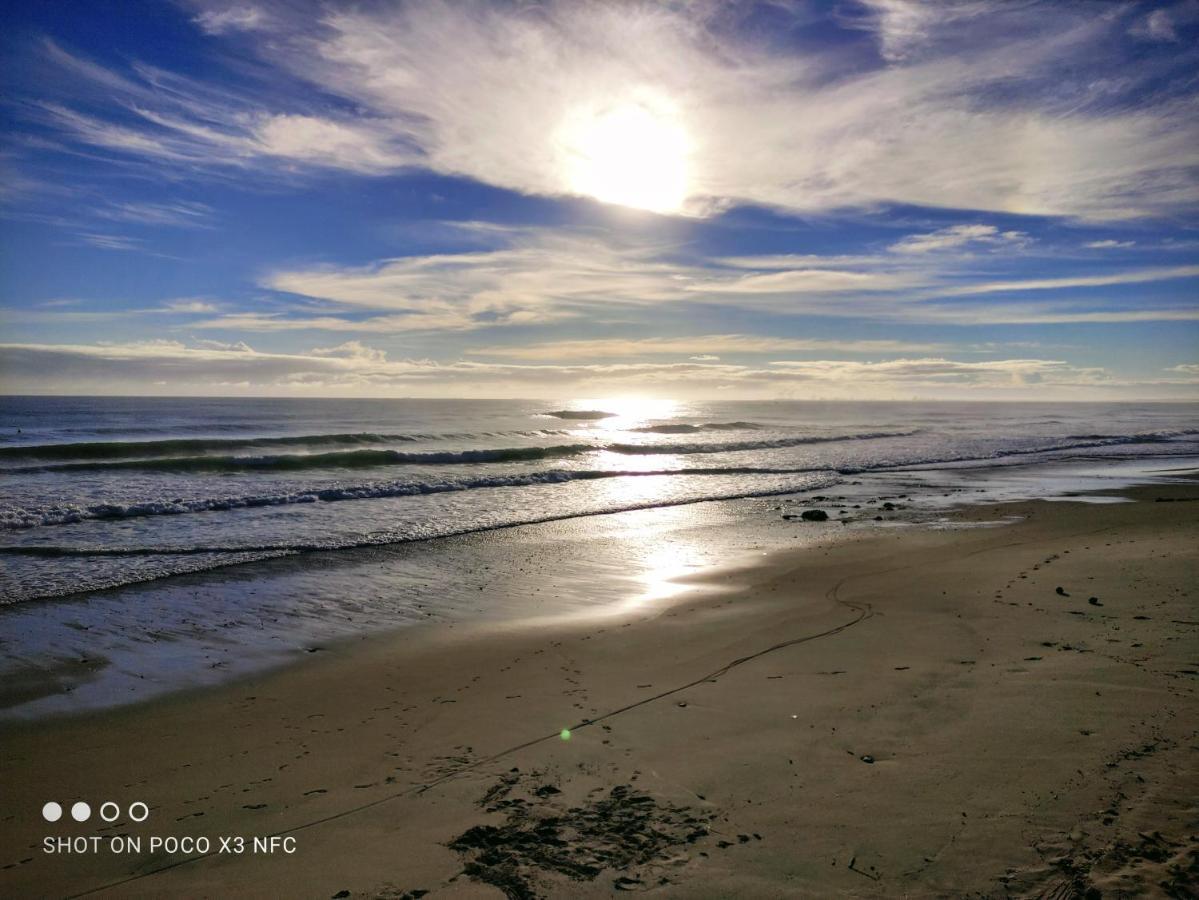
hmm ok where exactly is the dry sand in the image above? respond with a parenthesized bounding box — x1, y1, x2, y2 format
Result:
(1, 483, 1196, 898)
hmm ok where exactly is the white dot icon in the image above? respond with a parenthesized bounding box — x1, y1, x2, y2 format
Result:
(42, 802, 62, 823)
(71, 801, 91, 822)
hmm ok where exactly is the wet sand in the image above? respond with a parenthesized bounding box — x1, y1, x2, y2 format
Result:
(1, 482, 1196, 898)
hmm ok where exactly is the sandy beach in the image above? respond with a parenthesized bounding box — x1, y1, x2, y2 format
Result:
(2, 481, 1196, 899)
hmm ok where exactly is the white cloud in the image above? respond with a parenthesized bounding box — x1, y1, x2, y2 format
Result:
(851, 0, 996, 62)
(687, 268, 923, 294)
(76, 232, 143, 251)
(249, 227, 941, 332)
(768, 356, 1108, 388)
(1084, 239, 1137, 249)
(37, 66, 416, 176)
(32, 2, 1199, 220)
(41, 104, 207, 165)
(251, 114, 412, 172)
(467, 335, 947, 360)
(889, 224, 1028, 254)
(191, 312, 448, 333)
(714, 253, 887, 270)
(937, 264, 1199, 296)
(194, 6, 266, 35)
(160, 299, 221, 313)
(915, 305, 1199, 325)
(308, 3, 1198, 220)
(194, 339, 253, 351)
(95, 201, 214, 228)
(310, 340, 388, 363)
(258, 231, 694, 331)
(6, 298, 225, 323)
(1130, 9, 1178, 42)
(175, 227, 1197, 332)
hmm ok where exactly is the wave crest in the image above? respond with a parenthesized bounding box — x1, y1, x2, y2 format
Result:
(629, 421, 761, 434)
(13, 429, 922, 474)
(23, 444, 594, 474)
(0, 429, 572, 462)
(0, 465, 816, 531)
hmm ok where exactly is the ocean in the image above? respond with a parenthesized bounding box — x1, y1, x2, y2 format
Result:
(3, 396, 1198, 606)
(2, 396, 1197, 715)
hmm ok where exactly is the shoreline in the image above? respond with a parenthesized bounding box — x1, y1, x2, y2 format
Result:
(3, 453, 1194, 722)
(2, 478, 1196, 897)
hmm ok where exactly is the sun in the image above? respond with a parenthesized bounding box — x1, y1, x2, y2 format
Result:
(557, 94, 690, 214)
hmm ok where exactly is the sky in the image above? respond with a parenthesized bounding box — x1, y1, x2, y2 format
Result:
(1, 0, 1197, 401)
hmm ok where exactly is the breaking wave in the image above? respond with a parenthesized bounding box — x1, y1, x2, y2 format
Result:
(0, 465, 821, 531)
(0, 429, 573, 462)
(629, 421, 762, 434)
(22, 444, 595, 474)
(13, 430, 922, 475)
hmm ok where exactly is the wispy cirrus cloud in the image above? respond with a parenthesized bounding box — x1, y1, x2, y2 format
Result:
(194, 6, 267, 35)
(1, 191, 214, 241)
(1084, 239, 1137, 250)
(5, 297, 224, 324)
(20, 1, 1199, 219)
(192, 310, 520, 334)
(889, 224, 1029, 254)
(75, 232, 145, 251)
(161, 299, 221, 314)
(253, 230, 694, 331)
(256, 1, 1199, 220)
(30, 46, 416, 177)
(847, 0, 998, 63)
(214, 226, 1197, 332)
(768, 356, 1108, 388)
(684, 268, 924, 295)
(466, 335, 949, 361)
(936, 264, 1199, 296)
(910, 305, 1199, 325)
(93, 201, 214, 228)
(1128, 3, 1199, 43)
(39, 100, 413, 175)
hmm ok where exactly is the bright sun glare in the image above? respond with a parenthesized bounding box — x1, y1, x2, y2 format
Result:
(559, 96, 690, 214)
(580, 396, 679, 430)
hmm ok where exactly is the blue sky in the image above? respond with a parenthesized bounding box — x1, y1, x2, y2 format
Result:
(1, 0, 1197, 399)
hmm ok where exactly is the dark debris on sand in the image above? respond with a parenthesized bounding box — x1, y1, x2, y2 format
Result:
(1027, 830, 1199, 900)
(448, 775, 713, 899)
(1005, 732, 1198, 900)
